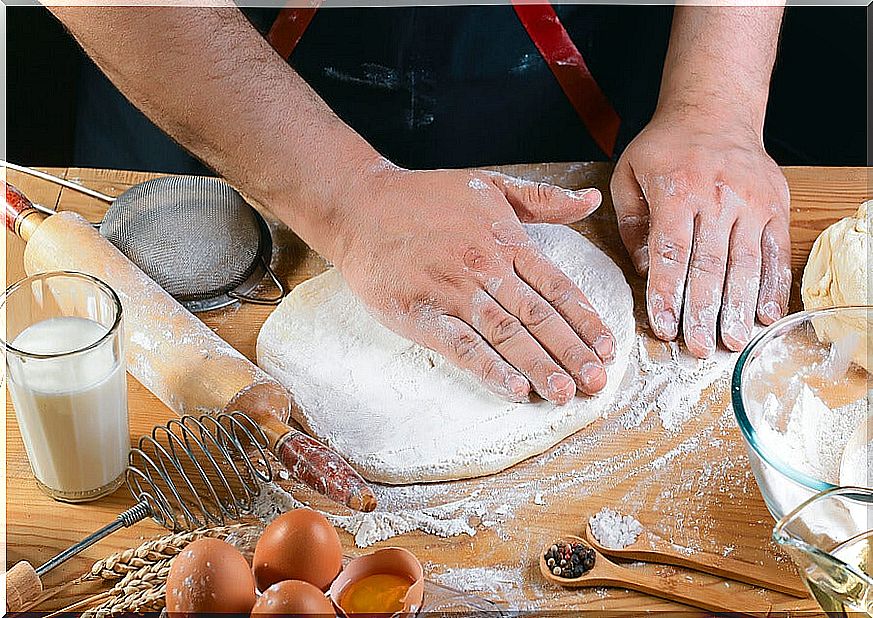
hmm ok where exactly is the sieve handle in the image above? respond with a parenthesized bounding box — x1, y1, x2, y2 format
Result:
(3, 161, 115, 203)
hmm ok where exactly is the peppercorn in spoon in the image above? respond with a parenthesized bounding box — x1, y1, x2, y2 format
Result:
(538, 535, 770, 615)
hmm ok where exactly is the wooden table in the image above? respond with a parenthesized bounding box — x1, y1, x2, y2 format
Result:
(5, 164, 869, 613)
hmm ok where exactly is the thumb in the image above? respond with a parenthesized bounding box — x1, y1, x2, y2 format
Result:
(487, 172, 602, 224)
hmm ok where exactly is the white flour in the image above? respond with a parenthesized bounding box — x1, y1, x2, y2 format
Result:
(251, 326, 738, 549)
(757, 384, 867, 484)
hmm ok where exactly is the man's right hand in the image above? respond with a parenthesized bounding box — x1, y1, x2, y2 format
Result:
(327, 165, 615, 405)
(44, 6, 614, 404)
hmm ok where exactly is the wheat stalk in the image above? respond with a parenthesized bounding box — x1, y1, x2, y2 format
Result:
(56, 523, 258, 616)
(85, 524, 247, 582)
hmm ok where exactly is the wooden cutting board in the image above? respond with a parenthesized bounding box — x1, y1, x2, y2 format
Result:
(5, 163, 868, 614)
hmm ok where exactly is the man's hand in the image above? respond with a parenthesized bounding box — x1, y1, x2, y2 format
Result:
(334, 166, 615, 404)
(611, 5, 789, 358)
(611, 112, 791, 358)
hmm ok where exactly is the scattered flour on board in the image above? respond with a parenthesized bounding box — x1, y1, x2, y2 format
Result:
(250, 331, 739, 549)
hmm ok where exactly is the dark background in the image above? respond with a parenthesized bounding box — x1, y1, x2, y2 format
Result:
(6, 6, 868, 171)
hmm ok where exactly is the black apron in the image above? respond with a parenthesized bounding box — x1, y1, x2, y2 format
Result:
(74, 5, 672, 174)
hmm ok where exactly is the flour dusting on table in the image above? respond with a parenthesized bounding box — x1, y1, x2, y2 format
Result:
(252, 329, 739, 550)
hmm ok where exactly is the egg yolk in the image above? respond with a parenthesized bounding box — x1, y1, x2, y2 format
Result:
(340, 573, 413, 614)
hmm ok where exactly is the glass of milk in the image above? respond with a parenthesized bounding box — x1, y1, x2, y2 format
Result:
(3, 271, 129, 502)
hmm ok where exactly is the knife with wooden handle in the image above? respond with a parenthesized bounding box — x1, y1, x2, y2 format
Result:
(4, 180, 376, 513)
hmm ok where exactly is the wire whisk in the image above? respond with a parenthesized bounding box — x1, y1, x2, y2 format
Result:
(36, 411, 275, 577)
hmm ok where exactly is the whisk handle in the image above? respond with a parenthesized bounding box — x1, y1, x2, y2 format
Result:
(35, 501, 152, 577)
(275, 430, 377, 512)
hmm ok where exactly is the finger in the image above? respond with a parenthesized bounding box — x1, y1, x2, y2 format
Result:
(758, 217, 792, 325)
(644, 193, 694, 343)
(720, 218, 763, 351)
(514, 247, 615, 363)
(467, 290, 577, 404)
(682, 209, 734, 358)
(420, 312, 532, 403)
(489, 273, 606, 396)
(485, 172, 602, 224)
(610, 160, 650, 274)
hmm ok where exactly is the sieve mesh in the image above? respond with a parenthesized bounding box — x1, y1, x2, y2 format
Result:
(99, 177, 262, 302)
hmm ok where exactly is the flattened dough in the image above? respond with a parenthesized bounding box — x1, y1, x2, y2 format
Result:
(257, 224, 635, 483)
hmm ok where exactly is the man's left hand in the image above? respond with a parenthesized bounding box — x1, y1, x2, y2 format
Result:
(611, 109, 792, 358)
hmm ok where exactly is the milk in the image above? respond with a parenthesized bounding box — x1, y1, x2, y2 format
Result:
(8, 316, 129, 499)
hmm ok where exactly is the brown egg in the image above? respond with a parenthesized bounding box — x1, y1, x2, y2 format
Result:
(253, 509, 343, 591)
(165, 538, 256, 615)
(251, 580, 336, 615)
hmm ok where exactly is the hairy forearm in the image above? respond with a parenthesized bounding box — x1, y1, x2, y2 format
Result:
(48, 5, 381, 259)
(657, 5, 784, 132)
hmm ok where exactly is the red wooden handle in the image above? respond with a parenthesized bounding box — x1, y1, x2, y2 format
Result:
(275, 431, 377, 512)
(5, 181, 35, 233)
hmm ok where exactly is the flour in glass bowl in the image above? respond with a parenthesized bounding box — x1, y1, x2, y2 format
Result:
(756, 383, 868, 484)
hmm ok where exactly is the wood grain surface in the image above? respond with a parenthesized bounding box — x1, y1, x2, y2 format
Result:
(4, 164, 870, 614)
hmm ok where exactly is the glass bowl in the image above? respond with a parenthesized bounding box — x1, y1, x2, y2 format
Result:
(732, 306, 871, 521)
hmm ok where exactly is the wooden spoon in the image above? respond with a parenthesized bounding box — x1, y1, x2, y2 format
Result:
(583, 523, 808, 597)
(539, 536, 771, 615)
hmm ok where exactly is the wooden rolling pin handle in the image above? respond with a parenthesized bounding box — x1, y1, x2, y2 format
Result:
(5, 181, 45, 239)
(275, 431, 377, 512)
(225, 377, 377, 512)
(5, 561, 43, 613)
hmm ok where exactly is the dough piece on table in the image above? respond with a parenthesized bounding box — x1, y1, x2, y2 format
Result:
(257, 224, 635, 484)
(801, 200, 871, 371)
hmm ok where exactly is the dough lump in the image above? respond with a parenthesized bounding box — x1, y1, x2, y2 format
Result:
(801, 200, 871, 370)
(257, 224, 635, 483)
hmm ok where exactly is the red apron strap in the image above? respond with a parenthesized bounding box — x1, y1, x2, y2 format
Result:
(267, 2, 323, 61)
(268, 3, 621, 158)
(511, 2, 621, 158)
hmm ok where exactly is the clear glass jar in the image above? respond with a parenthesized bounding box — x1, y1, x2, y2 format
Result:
(3, 271, 129, 502)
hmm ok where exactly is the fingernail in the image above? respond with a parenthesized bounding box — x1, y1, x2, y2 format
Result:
(593, 334, 615, 362)
(578, 362, 607, 392)
(653, 309, 678, 339)
(688, 326, 714, 356)
(762, 301, 782, 323)
(507, 374, 530, 401)
(546, 372, 576, 405)
(569, 187, 599, 200)
(632, 246, 649, 274)
(723, 321, 750, 347)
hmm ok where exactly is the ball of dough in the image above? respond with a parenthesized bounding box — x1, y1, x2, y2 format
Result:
(801, 200, 871, 370)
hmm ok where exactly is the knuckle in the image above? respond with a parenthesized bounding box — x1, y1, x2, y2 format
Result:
(653, 238, 690, 265)
(689, 250, 724, 276)
(479, 357, 502, 385)
(532, 182, 554, 204)
(542, 275, 574, 306)
(728, 246, 760, 271)
(462, 246, 495, 272)
(521, 296, 553, 328)
(452, 331, 482, 363)
(563, 344, 593, 369)
(489, 313, 524, 346)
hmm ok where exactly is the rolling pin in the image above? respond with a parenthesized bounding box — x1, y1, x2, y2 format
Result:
(4, 181, 376, 513)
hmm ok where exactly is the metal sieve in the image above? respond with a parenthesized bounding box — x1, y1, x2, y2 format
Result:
(3, 163, 284, 312)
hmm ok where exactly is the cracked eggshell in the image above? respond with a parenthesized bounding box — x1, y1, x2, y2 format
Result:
(328, 547, 424, 617)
